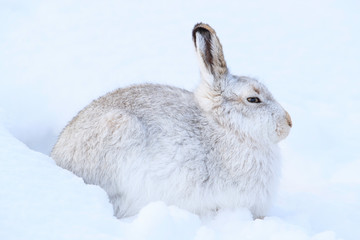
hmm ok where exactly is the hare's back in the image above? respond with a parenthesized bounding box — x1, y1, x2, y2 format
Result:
(53, 83, 209, 172)
(63, 83, 210, 153)
(93, 84, 205, 129)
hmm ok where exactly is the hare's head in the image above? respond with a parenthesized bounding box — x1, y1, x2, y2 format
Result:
(192, 23, 292, 144)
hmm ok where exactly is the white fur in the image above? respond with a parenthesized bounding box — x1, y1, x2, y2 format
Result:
(51, 23, 292, 219)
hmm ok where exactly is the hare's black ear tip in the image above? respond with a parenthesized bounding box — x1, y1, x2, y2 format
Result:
(192, 23, 214, 35)
(193, 22, 208, 30)
(193, 23, 213, 31)
(192, 23, 215, 46)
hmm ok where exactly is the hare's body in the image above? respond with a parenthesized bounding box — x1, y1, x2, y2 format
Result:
(52, 23, 291, 219)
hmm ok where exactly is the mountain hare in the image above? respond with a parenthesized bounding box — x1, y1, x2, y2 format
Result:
(51, 23, 292, 219)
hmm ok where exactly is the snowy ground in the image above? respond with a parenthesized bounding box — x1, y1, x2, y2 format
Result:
(1, 1, 359, 239)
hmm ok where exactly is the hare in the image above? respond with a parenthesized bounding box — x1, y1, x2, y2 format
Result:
(51, 23, 292, 219)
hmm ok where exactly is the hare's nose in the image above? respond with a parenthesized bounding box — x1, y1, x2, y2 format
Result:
(285, 111, 292, 128)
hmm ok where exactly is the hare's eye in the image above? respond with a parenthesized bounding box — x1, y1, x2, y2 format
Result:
(247, 97, 261, 103)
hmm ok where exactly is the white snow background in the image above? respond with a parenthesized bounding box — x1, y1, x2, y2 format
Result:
(0, 0, 359, 239)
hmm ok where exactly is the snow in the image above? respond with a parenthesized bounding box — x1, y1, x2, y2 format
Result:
(0, 0, 359, 239)
(0, 128, 342, 240)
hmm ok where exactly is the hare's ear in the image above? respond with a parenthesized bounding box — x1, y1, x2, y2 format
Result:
(192, 23, 228, 90)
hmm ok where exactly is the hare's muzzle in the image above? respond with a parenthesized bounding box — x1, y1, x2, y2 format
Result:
(285, 111, 292, 128)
